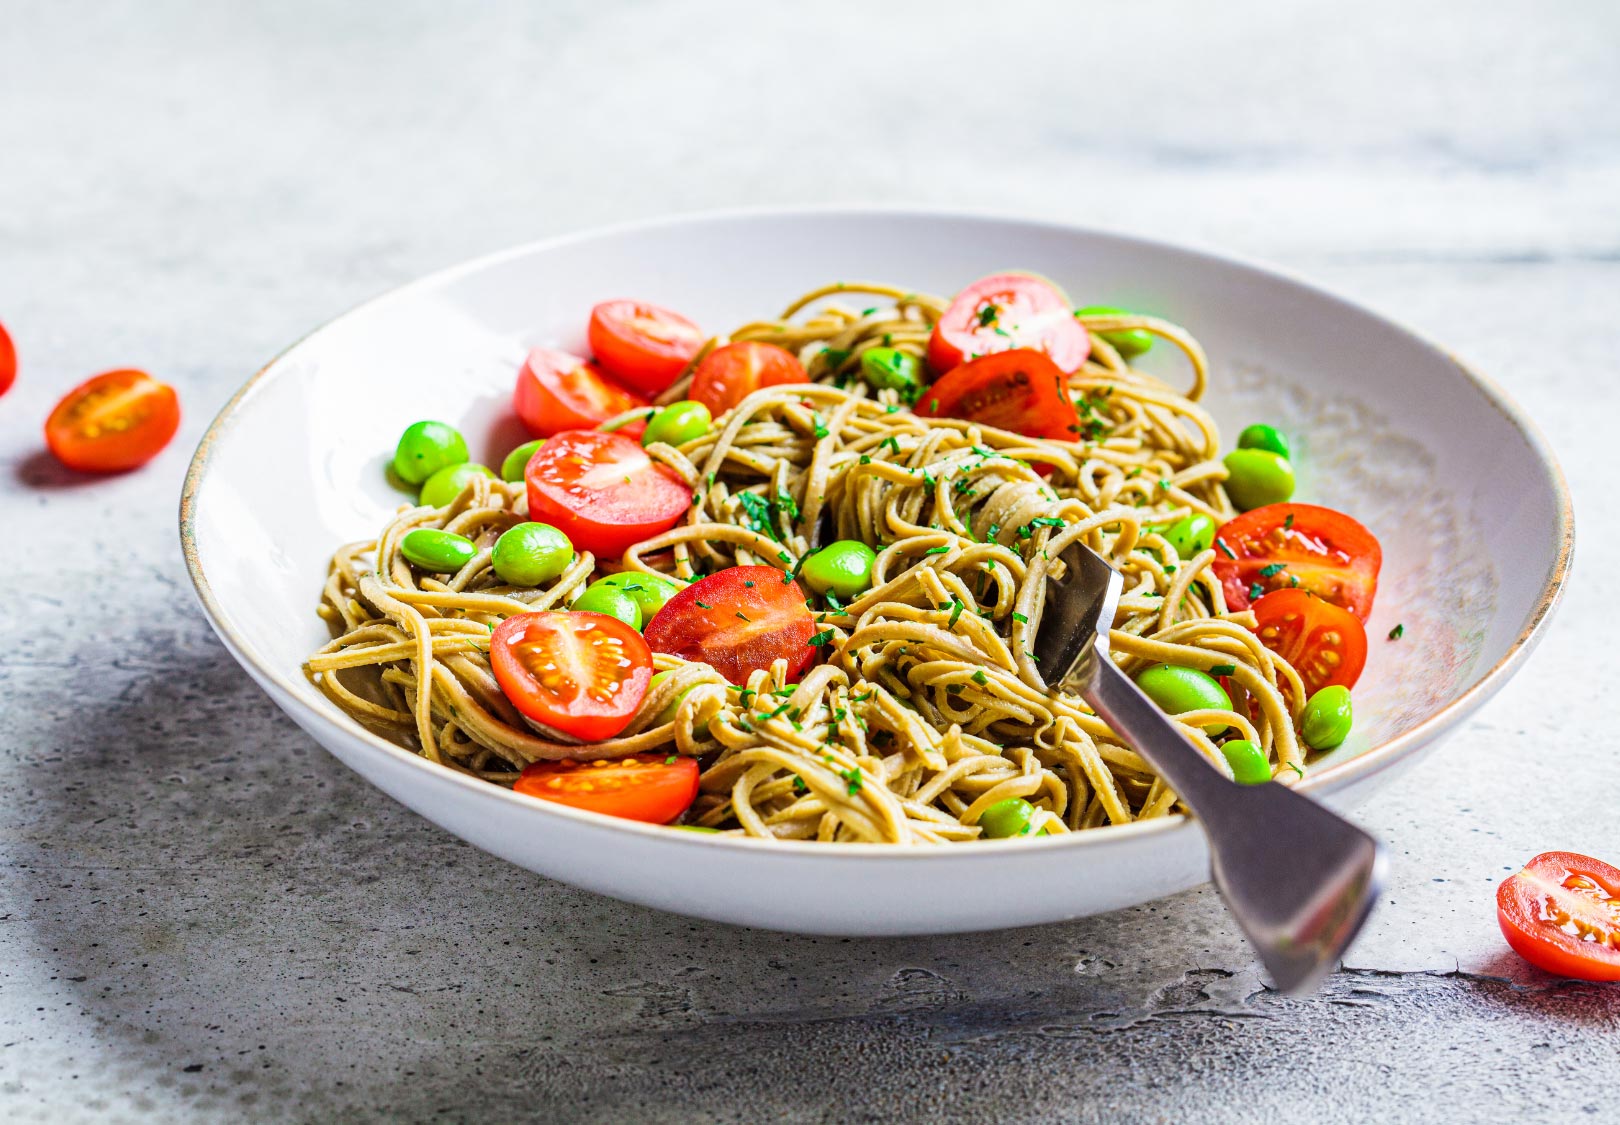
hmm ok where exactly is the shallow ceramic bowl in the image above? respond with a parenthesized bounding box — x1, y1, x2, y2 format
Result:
(180, 209, 1572, 936)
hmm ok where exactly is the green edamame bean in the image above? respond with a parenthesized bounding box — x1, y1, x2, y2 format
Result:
(641, 401, 712, 448)
(500, 439, 545, 482)
(1222, 449, 1295, 511)
(419, 462, 495, 508)
(1165, 513, 1216, 560)
(860, 347, 922, 393)
(648, 669, 696, 725)
(800, 540, 878, 600)
(491, 522, 574, 587)
(400, 528, 477, 573)
(979, 797, 1037, 839)
(393, 421, 469, 486)
(1301, 685, 1353, 750)
(1219, 739, 1272, 785)
(570, 583, 642, 630)
(1076, 305, 1153, 359)
(596, 571, 685, 620)
(1134, 663, 1232, 736)
(1237, 423, 1291, 460)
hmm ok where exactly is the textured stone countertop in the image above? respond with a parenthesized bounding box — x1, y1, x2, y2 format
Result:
(3, 1, 1617, 1120)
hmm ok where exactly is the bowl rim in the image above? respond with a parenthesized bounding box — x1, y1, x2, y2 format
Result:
(178, 203, 1575, 860)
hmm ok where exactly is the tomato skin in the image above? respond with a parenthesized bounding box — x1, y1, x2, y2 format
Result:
(913, 349, 1080, 440)
(1214, 503, 1381, 620)
(491, 611, 652, 741)
(1497, 852, 1620, 982)
(588, 300, 704, 396)
(1250, 588, 1368, 695)
(0, 320, 15, 397)
(689, 341, 808, 417)
(514, 346, 649, 439)
(524, 429, 692, 558)
(645, 565, 817, 684)
(514, 754, 699, 823)
(928, 273, 1090, 375)
(45, 369, 180, 473)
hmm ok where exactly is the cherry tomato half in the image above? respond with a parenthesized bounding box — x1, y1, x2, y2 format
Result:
(588, 300, 705, 396)
(0, 320, 15, 397)
(913, 349, 1080, 441)
(45, 369, 180, 473)
(1214, 503, 1381, 620)
(1250, 588, 1367, 696)
(1497, 852, 1620, 982)
(689, 341, 808, 418)
(514, 346, 649, 439)
(514, 754, 699, 824)
(644, 565, 817, 684)
(525, 429, 692, 558)
(927, 273, 1090, 375)
(491, 610, 652, 741)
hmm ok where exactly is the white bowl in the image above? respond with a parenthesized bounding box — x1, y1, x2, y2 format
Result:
(180, 208, 1572, 936)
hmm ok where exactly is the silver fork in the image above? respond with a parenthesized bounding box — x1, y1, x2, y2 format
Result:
(1032, 541, 1386, 994)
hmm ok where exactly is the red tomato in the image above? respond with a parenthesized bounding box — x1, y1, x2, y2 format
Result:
(1498, 851, 1620, 982)
(913, 349, 1080, 440)
(0, 320, 15, 397)
(525, 429, 691, 557)
(588, 300, 704, 396)
(44, 369, 180, 473)
(514, 754, 699, 823)
(928, 273, 1090, 375)
(514, 346, 649, 439)
(644, 565, 817, 684)
(491, 611, 652, 741)
(689, 341, 808, 417)
(1214, 503, 1381, 620)
(1250, 589, 1367, 695)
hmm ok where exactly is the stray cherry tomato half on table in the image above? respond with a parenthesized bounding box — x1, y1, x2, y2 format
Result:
(913, 349, 1080, 441)
(644, 565, 818, 684)
(1214, 503, 1381, 620)
(45, 368, 180, 473)
(514, 346, 649, 439)
(490, 610, 653, 742)
(524, 429, 692, 558)
(1496, 851, 1620, 982)
(514, 754, 700, 824)
(928, 273, 1090, 375)
(1250, 588, 1367, 696)
(688, 341, 809, 417)
(587, 300, 704, 397)
(0, 319, 15, 397)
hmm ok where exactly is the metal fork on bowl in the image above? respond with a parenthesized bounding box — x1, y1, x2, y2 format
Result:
(1032, 540, 1386, 995)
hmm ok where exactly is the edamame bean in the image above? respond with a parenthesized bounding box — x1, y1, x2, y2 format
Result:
(570, 583, 642, 630)
(596, 571, 685, 620)
(1076, 305, 1153, 359)
(1134, 663, 1232, 736)
(979, 797, 1037, 839)
(1301, 685, 1353, 749)
(647, 669, 696, 724)
(859, 347, 922, 394)
(393, 421, 469, 485)
(1165, 513, 1216, 560)
(419, 462, 495, 508)
(800, 540, 878, 600)
(491, 522, 574, 586)
(641, 401, 711, 448)
(1222, 449, 1295, 511)
(500, 439, 545, 482)
(1219, 739, 1272, 785)
(399, 528, 477, 572)
(1237, 423, 1291, 459)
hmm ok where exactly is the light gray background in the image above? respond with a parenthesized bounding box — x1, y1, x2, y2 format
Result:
(3, 1, 1617, 1121)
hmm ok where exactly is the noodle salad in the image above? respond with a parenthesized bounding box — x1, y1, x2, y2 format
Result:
(306, 273, 1384, 843)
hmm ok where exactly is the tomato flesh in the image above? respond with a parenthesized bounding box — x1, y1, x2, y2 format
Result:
(514, 754, 699, 823)
(644, 565, 817, 684)
(1497, 851, 1620, 982)
(913, 349, 1080, 441)
(689, 341, 808, 417)
(0, 320, 15, 397)
(525, 430, 692, 558)
(1214, 503, 1381, 620)
(45, 368, 180, 473)
(588, 300, 704, 396)
(928, 273, 1090, 375)
(491, 611, 652, 741)
(514, 346, 649, 439)
(1250, 588, 1367, 695)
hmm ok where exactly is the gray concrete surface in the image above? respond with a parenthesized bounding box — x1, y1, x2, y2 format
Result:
(3, 1, 1618, 1120)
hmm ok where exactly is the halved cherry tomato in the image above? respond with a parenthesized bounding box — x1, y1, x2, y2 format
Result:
(689, 341, 808, 417)
(514, 346, 649, 439)
(1497, 851, 1620, 982)
(491, 610, 652, 741)
(45, 369, 180, 473)
(525, 429, 691, 557)
(644, 565, 817, 684)
(1250, 588, 1367, 696)
(514, 754, 699, 823)
(588, 300, 704, 396)
(927, 273, 1090, 375)
(1214, 503, 1381, 620)
(913, 349, 1080, 441)
(0, 320, 15, 397)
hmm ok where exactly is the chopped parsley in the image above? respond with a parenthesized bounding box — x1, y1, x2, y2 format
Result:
(1388, 623, 1405, 640)
(976, 303, 999, 327)
(694, 600, 712, 609)
(1011, 612, 1029, 624)
(1216, 537, 1237, 560)
(839, 767, 863, 796)
(972, 670, 988, 685)
(1247, 583, 1264, 601)
(808, 629, 835, 647)
(1258, 562, 1287, 578)
(1209, 663, 1237, 676)
(792, 775, 808, 795)
(1284, 512, 1295, 528)
(947, 598, 965, 629)
(925, 545, 951, 556)
(880, 435, 901, 455)
(734, 611, 751, 622)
